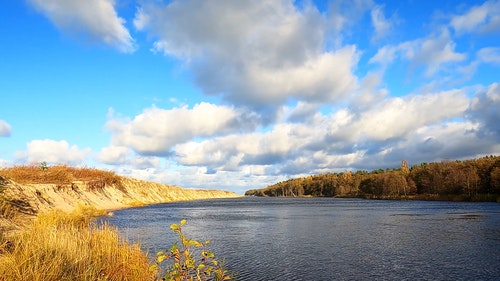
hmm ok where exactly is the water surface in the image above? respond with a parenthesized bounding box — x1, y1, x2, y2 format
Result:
(101, 197, 500, 280)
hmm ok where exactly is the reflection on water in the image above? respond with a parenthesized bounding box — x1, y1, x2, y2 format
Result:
(100, 197, 500, 280)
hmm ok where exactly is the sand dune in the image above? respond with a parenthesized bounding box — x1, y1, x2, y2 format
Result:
(2, 177, 240, 214)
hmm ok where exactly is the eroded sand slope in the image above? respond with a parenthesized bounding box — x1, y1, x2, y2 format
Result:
(2, 177, 240, 214)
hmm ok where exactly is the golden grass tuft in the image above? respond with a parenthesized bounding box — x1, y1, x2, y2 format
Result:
(0, 165, 125, 191)
(0, 206, 156, 281)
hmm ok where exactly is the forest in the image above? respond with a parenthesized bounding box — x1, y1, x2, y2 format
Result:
(245, 155, 500, 202)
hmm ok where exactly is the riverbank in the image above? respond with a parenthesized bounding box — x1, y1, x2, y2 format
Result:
(357, 193, 500, 202)
(0, 166, 240, 280)
(1, 176, 240, 215)
(0, 206, 157, 281)
(0, 165, 240, 235)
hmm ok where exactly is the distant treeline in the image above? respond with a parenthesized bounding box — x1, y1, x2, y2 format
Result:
(245, 156, 500, 202)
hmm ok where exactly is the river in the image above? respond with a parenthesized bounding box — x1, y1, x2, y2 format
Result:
(100, 197, 500, 280)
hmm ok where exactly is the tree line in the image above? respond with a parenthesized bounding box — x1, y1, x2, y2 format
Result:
(245, 155, 500, 201)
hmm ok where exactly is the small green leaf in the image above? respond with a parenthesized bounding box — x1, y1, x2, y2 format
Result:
(180, 219, 187, 226)
(170, 243, 178, 252)
(170, 223, 179, 232)
(148, 264, 158, 272)
(188, 239, 203, 247)
(157, 255, 167, 263)
(202, 250, 215, 258)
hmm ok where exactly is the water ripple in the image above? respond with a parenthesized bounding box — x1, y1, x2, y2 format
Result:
(100, 197, 500, 281)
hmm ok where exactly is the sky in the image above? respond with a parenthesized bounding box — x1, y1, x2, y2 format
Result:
(1, 0, 499, 194)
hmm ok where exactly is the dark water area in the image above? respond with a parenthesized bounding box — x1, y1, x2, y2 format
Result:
(100, 197, 500, 280)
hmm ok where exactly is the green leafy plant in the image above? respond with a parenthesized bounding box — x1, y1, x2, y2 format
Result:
(151, 219, 232, 281)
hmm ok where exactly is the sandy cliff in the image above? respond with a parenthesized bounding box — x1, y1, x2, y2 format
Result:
(2, 177, 240, 214)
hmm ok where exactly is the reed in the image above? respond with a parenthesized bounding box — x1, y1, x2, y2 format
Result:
(0, 206, 156, 281)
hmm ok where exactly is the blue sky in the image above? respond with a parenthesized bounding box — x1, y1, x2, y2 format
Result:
(1, 0, 499, 194)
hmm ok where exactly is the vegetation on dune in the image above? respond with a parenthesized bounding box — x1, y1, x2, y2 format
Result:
(0, 164, 235, 280)
(0, 206, 155, 281)
(246, 155, 500, 202)
(0, 164, 125, 192)
(0, 208, 232, 281)
(151, 219, 232, 281)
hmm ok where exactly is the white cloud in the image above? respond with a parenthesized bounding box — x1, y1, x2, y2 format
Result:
(350, 71, 388, 111)
(106, 103, 259, 156)
(15, 139, 90, 165)
(101, 83, 500, 192)
(371, 5, 392, 42)
(98, 145, 161, 169)
(352, 121, 486, 170)
(130, 156, 161, 170)
(370, 29, 466, 76)
(450, 0, 500, 35)
(286, 101, 322, 123)
(347, 89, 469, 141)
(0, 120, 11, 137)
(135, 0, 359, 111)
(450, 2, 489, 34)
(412, 29, 466, 76)
(477, 47, 500, 64)
(468, 83, 500, 137)
(327, 0, 374, 36)
(171, 87, 474, 177)
(28, 0, 135, 53)
(98, 145, 131, 165)
(174, 121, 320, 172)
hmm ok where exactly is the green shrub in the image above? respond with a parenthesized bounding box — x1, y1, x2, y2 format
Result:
(151, 219, 232, 281)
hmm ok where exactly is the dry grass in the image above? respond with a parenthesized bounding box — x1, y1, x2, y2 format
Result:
(0, 165, 125, 191)
(0, 206, 156, 281)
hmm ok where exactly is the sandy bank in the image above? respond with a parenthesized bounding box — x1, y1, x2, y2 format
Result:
(2, 177, 240, 214)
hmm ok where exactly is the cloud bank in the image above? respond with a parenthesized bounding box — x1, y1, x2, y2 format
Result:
(15, 139, 90, 165)
(135, 0, 359, 116)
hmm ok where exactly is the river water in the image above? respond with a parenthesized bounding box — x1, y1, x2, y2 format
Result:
(100, 197, 500, 280)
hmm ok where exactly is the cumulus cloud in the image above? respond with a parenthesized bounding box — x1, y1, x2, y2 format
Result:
(286, 101, 322, 123)
(15, 139, 90, 165)
(468, 83, 500, 138)
(171, 86, 478, 177)
(350, 121, 488, 170)
(104, 83, 499, 191)
(106, 103, 259, 156)
(175, 122, 319, 173)
(98, 145, 161, 169)
(27, 0, 135, 53)
(0, 120, 11, 137)
(341, 89, 469, 141)
(135, 0, 359, 112)
(98, 145, 131, 165)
